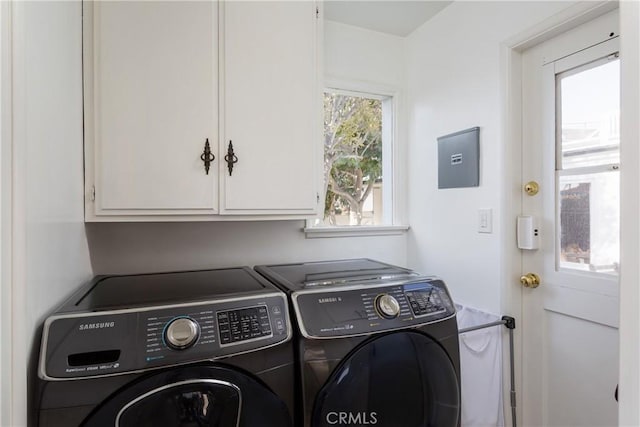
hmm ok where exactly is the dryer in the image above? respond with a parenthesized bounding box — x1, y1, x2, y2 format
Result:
(255, 259, 461, 427)
(34, 267, 294, 427)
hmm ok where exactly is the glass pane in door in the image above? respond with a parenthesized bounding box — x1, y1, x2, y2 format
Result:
(558, 171, 620, 273)
(558, 57, 620, 169)
(556, 54, 620, 275)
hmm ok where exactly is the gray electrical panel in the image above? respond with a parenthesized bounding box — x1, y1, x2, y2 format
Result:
(437, 127, 480, 189)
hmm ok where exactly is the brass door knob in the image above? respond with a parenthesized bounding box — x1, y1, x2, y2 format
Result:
(524, 181, 539, 196)
(520, 273, 540, 288)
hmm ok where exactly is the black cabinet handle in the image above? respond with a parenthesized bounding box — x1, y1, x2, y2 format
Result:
(224, 140, 238, 176)
(200, 138, 215, 175)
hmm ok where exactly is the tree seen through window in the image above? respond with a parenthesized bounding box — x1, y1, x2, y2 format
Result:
(323, 92, 383, 225)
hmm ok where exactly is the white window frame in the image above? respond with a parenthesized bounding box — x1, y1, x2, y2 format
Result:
(305, 78, 408, 238)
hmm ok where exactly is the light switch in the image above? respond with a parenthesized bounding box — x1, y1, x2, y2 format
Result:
(478, 208, 492, 233)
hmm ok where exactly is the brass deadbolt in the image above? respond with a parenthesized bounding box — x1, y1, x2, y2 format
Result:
(524, 181, 539, 196)
(520, 273, 541, 288)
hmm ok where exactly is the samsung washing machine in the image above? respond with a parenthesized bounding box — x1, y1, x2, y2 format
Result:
(255, 259, 461, 427)
(34, 267, 295, 427)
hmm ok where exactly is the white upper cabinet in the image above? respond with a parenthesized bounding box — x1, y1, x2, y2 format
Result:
(84, 1, 320, 221)
(220, 1, 319, 215)
(85, 1, 219, 217)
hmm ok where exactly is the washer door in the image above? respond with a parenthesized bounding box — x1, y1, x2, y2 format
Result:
(82, 365, 292, 427)
(311, 331, 459, 427)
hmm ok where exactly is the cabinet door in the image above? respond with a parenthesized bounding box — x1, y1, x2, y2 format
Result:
(221, 2, 319, 214)
(85, 1, 218, 217)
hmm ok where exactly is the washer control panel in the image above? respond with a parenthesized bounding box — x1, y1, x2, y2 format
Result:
(217, 305, 272, 346)
(41, 294, 289, 379)
(293, 278, 455, 339)
(405, 286, 448, 317)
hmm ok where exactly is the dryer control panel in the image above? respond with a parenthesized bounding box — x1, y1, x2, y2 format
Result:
(40, 294, 290, 380)
(293, 278, 455, 339)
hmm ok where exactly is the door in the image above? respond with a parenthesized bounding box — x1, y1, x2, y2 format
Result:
(520, 10, 620, 427)
(84, 1, 218, 217)
(311, 331, 460, 427)
(220, 1, 318, 215)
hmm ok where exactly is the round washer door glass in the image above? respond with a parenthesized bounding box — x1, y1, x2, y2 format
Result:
(312, 331, 459, 427)
(81, 365, 292, 427)
(117, 379, 240, 427)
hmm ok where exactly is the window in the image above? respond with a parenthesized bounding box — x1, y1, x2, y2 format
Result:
(312, 89, 394, 228)
(556, 54, 620, 274)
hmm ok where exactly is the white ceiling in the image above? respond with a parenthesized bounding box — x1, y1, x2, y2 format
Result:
(323, 1, 453, 37)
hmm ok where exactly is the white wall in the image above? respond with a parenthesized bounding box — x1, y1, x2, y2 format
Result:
(324, 20, 404, 86)
(8, 2, 93, 425)
(405, 1, 574, 314)
(87, 221, 406, 273)
(87, 22, 408, 273)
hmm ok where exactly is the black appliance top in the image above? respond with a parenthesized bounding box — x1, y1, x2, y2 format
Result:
(254, 258, 418, 292)
(61, 267, 278, 312)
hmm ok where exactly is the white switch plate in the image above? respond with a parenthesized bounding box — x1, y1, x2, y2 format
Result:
(478, 208, 492, 233)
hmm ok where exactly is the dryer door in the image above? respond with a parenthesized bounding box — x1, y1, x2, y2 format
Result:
(311, 331, 460, 427)
(81, 365, 292, 427)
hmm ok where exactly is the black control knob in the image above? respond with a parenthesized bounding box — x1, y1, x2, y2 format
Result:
(375, 294, 400, 319)
(165, 317, 200, 350)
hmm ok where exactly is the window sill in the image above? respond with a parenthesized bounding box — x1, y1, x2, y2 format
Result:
(303, 225, 410, 239)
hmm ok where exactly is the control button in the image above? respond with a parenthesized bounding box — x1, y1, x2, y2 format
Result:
(165, 317, 200, 350)
(272, 306, 282, 315)
(375, 294, 401, 319)
(275, 318, 285, 333)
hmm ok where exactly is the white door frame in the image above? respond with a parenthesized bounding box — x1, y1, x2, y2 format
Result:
(618, 1, 640, 426)
(0, 1, 12, 425)
(499, 1, 638, 425)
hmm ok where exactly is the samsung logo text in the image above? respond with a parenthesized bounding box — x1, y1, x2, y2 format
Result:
(79, 322, 115, 331)
(318, 297, 342, 304)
